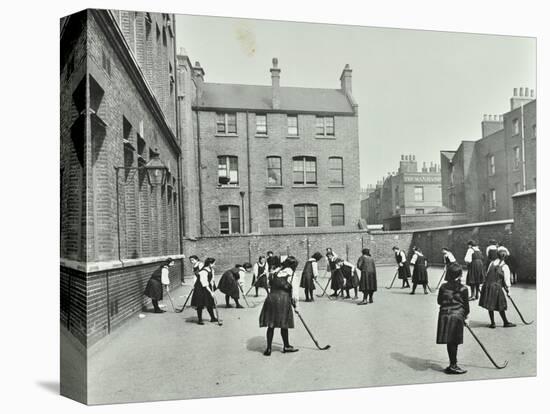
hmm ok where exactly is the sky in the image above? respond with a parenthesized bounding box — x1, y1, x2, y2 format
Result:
(175, 14, 536, 188)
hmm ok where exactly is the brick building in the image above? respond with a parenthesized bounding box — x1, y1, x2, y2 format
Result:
(60, 9, 184, 346)
(440, 88, 537, 223)
(364, 155, 460, 230)
(185, 58, 361, 235)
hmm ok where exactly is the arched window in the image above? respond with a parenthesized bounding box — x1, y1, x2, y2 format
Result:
(330, 203, 345, 226)
(294, 204, 318, 227)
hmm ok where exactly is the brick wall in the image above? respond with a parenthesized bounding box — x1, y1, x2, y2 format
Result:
(385, 212, 468, 230)
(512, 190, 536, 282)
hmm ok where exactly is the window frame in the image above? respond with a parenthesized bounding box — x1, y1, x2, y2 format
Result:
(287, 114, 299, 137)
(219, 205, 240, 235)
(294, 203, 319, 228)
(216, 112, 237, 135)
(266, 156, 282, 187)
(315, 116, 335, 137)
(330, 203, 345, 226)
(268, 204, 284, 228)
(255, 114, 268, 136)
(328, 157, 344, 186)
(414, 186, 424, 202)
(415, 208, 425, 215)
(217, 155, 239, 186)
(489, 189, 497, 211)
(292, 156, 317, 186)
(513, 146, 521, 170)
(513, 118, 519, 135)
(488, 155, 496, 176)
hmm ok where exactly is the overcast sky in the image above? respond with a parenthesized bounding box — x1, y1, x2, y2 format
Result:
(176, 14, 535, 188)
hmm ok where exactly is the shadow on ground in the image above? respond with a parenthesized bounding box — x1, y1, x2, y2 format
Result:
(36, 381, 59, 395)
(390, 352, 445, 372)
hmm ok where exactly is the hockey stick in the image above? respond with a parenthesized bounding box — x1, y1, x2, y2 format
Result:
(245, 273, 266, 296)
(385, 270, 398, 289)
(314, 279, 335, 300)
(238, 283, 252, 308)
(212, 295, 223, 326)
(292, 304, 331, 350)
(165, 290, 176, 312)
(316, 271, 332, 297)
(436, 269, 446, 289)
(507, 294, 534, 325)
(175, 288, 194, 313)
(465, 324, 508, 369)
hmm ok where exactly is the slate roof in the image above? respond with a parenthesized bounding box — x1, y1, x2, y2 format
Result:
(195, 83, 355, 114)
(440, 151, 456, 162)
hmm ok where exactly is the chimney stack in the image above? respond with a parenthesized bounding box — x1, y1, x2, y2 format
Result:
(340, 64, 352, 95)
(270, 58, 281, 110)
(510, 86, 535, 110)
(193, 61, 205, 100)
(481, 113, 504, 138)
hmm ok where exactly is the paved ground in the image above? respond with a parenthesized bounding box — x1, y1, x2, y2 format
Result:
(74, 265, 536, 404)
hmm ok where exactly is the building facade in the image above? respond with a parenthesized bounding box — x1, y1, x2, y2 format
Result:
(188, 58, 361, 235)
(440, 88, 537, 223)
(60, 9, 183, 346)
(365, 155, 455, 230)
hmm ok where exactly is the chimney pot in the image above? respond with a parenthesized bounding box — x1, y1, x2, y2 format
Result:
(531, 89, 534, 97)
(513, 88, 518, 96)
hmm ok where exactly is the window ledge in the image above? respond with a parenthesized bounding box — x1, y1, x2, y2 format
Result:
(286, 136, 300, 139)
(217, 185, 240, 189)
(215, 134, 238, 138)
(266, 186, 283, 189)
(328, 185, 345, 188)
(255, 135, 269, 138)
(315, 135, 336, 139)
(489, 209, 497, 213)
(292, 185, 318, 188)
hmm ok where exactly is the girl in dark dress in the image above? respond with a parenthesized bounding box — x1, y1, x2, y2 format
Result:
(357, 248, 377, 305)
(437, 262, 470, 375)
(335, 258, 360, 299)
(410, 246, 429, 294)
(252, 256, 269, 297)
(300, 252, 323, 302)
(479, 248, 516, 329)
(464, 240, 486, 301)
(392, 246, 411, 288)
(259, 256, 300, 356)
(190, 257, 218, 325)
(189, 255, 203, 280)
(485, 239, 498, 270)
(218, 264, 251, 308)
(144, 258, 174, 313)
(327, 250, 344, 297)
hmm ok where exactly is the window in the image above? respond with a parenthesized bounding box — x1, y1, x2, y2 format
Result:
(101, 50, 111, 76)
(488, 155, 495, 176)
(330, 204, 345, 226)
(287, 115, 298, 136)
(315, 116, 335, 137)
(513, 147, 521, 170)
(266, 156, 282, 186)
(514, 182, 521, 194)
(329, 157, 344, 185)
(268, 205, 284, 228)
(218, 156, 239, 186)
(415, 208, 425, 215)
(513, 118, 519, 135)
(414, 186, 424, 201)
(255, 114, 267, 136)
(489, 189, 496, 211)
(295, 204, 318, 227)
(216, 113, 237, 135)
(219, 205, 240, 234)
(293, 156, 317, 185)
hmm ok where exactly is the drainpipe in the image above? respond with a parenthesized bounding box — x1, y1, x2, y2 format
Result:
(246, 112, 252, 233)
(196, 110, 204, 235)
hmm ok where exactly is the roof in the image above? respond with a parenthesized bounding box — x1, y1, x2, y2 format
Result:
(440, 151, 456, 162)
(195, 83, 355, 114)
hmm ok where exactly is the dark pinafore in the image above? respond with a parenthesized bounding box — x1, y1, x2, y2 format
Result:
(259, 272, 294, 329)
(254, 262, 269, 289)
(218, 267, 241, 299)
(396, 251, 411, 280)
(357, 255, 377, 293)
(479, 262, 508, 312)
(412, 255, 429, 284)
(190, 268, 215, 308)
(437, 281, 470, 344)
(342, 263, 359, 289)
(466, 249, 486, 286)
(144, 266, 163, 300)
(300, 260, 316, 291)
(329, 257, 344, 290)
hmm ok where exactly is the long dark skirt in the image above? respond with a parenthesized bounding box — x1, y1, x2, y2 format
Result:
(479, 284, 507, 311)
(344, 272, 360, 289)
(253, 274, 269, 289)
(218, 273, 240, 299)
(259, 289, 294, 329)
(300, 272, 316, 291)
(466, 260, 485, 285)
(398, 264, 411, 280)
(330, 270, 345, 290)
(144, 278, 163, 300)
(359, 270, 377, 292)
(190, 284, 214, 308)
(412, 265, 428, 284)
(436, 307, 466, 344)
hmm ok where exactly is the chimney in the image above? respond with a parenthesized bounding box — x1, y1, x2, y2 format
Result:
(270, 57, 281, 110)
(193, 61, 205, 100)
(481, 113, 504, 138)
(510, 86, 535, 110)
(340, 64, 352, 95)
